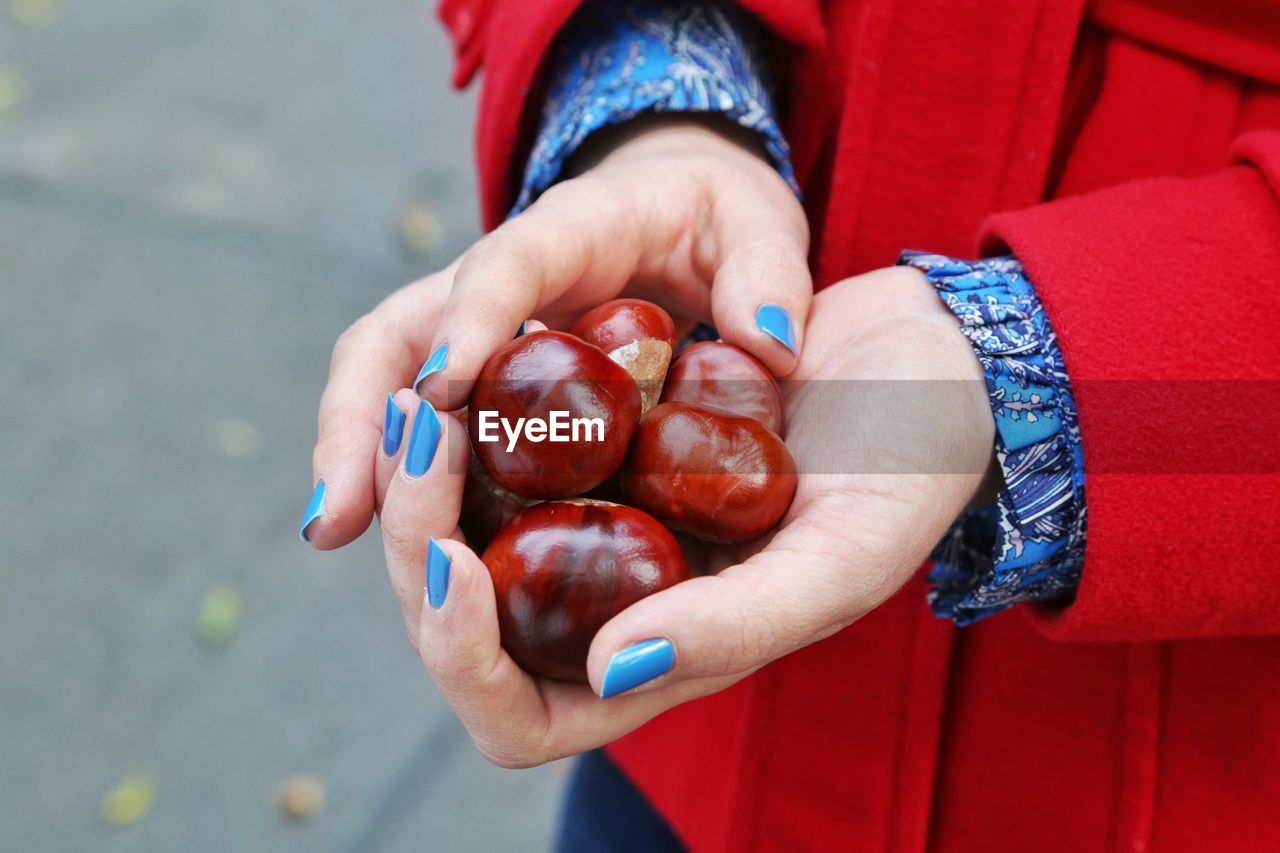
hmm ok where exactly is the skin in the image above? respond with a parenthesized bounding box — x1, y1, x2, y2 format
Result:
(306, 116, 995, 768)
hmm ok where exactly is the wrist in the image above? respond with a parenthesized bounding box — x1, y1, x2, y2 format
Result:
(568, 114, 785, 192)
(574, 113, 769, 167)
(840, 267, 997, 507)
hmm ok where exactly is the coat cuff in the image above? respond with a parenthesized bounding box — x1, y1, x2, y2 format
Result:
(898, 252, 1088, 625)
(513, 0, 797, 216)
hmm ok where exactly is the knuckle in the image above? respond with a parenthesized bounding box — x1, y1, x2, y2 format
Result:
(531, 178, 583, 211)
(472, 734, 544, 770)
(711, 600, 786, 677)
(379, 508, 419, 562)
(734, 237, 805, 272)
(330, 313, 379, 369)
(739, 609, 784, 668)
(459, 228, 532, 279)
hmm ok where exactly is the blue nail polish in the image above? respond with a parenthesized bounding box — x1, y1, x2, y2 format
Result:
(600, 638, 675, 698)
(404, 401, 442, 477)
(515, 321, 528, 338)
(755, 304, 796, 353)
(426, 537, 451, 609)
(382, 394, 406, 456)
(413, 344, 449, 392)
(299, 480, 326, 542)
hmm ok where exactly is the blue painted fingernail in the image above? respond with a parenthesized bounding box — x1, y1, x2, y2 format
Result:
(515, 321, 528, 338)
(426, 537, 451, 609)
(299, 480, 326, 542)
(600, 638, 675, 698)
(382, 394, 406, 456)
(404, 401, 441, 477)
(413, 344, 448, 394)
(755, 303, 796, 353)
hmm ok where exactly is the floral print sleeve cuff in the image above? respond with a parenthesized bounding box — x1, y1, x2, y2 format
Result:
(513, 0, 797, 216)
(898, 252, 1088, 626)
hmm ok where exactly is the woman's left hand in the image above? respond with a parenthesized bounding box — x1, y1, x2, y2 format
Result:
(377, 266, 996, 768)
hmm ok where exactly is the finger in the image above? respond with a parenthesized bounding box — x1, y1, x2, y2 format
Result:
(414, 180, 649, 410)
(379, 403, 470, 633)
(708, 183, 812, 378)
(585, 512, 891, 698)
(373, 388, 417, 515)
(516, 318, 549, 336)
(416, 541, 728, 768)
(303, 266, 454, 549)
(413, 538, 550, 764)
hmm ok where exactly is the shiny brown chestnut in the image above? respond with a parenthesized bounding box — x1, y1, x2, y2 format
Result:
(622, 402, 797, 543)
(468, 331, 642, 499)
(659, 341, 785, 433)
(569, 299, 677, 412)
(482, 499, 689, 681)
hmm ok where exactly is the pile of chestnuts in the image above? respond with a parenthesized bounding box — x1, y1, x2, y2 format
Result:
(461, 299, 797, 682)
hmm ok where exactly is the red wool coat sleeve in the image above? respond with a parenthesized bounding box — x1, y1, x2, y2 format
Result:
(981, 130, 1280, 643)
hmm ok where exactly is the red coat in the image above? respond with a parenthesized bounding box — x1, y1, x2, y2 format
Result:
(439, 0, 1280, 849)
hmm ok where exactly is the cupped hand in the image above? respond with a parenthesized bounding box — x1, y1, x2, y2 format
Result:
(303, 117, 810, 549)
(378, 266, 997, 768)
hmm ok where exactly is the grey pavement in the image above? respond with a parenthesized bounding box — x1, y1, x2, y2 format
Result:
(0, 1, 566, 850)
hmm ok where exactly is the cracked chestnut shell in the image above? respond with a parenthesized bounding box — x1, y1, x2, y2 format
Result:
(468, 331, 642, 499)
(570, 299, 676, 412)
(659, 341, 784, 433)
(482, 500, 689, 681)
(622, 402, 797, 543)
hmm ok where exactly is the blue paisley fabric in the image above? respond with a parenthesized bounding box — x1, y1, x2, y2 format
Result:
(519, 1, 1087, 623)
(898, 253, 1087, 624)
(514, 0, 797, 215)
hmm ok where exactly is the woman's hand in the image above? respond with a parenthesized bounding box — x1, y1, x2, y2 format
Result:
(304, 116, 810, 549)
(377, 266, 996, 767)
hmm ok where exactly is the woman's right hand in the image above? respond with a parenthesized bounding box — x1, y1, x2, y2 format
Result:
(302, 116, 813, 549)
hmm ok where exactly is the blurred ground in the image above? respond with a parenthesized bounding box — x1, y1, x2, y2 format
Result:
(0, 0, 566, 849)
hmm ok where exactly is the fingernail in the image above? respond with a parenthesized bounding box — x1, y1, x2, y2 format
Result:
(382, 394, 406, 456)
(299, 480, 326, 542)
(425, 537, 451, 609)
(755, 304, 796, 353)
(515, 321, 528, 338)
(600, 638, 675, 698)
(404, 401, 442, 477)
(413, 344, 448, 394)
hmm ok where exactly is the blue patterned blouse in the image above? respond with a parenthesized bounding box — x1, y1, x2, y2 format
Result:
(515, 0, 1087, 625)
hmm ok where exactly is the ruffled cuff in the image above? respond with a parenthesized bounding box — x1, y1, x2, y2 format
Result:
(898, 252, 1088, 626)
(513, 0, 797, 216)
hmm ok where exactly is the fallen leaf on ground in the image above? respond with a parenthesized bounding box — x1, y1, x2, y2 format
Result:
(275, 774, 325, 820)
(7, 0, 63, 28)
(210, 418, 260, 459)
(0, 68, 25, 117)
(397, 201, 442, 257)
(101, 769, 157, 827)
(197, 584, 242, 649)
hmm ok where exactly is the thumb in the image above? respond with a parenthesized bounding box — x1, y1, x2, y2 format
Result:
(585, 521, 875, 699)
(708, 184, 812, 378)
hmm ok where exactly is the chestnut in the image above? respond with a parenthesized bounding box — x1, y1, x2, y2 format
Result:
(468, 331, 642, 499)
(660, 341, 785, 433)
(570, 299, 676, 412)
(622, 402, 797, 543)
(482, 499, 689, 681)
(459, 453, 537, 551)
